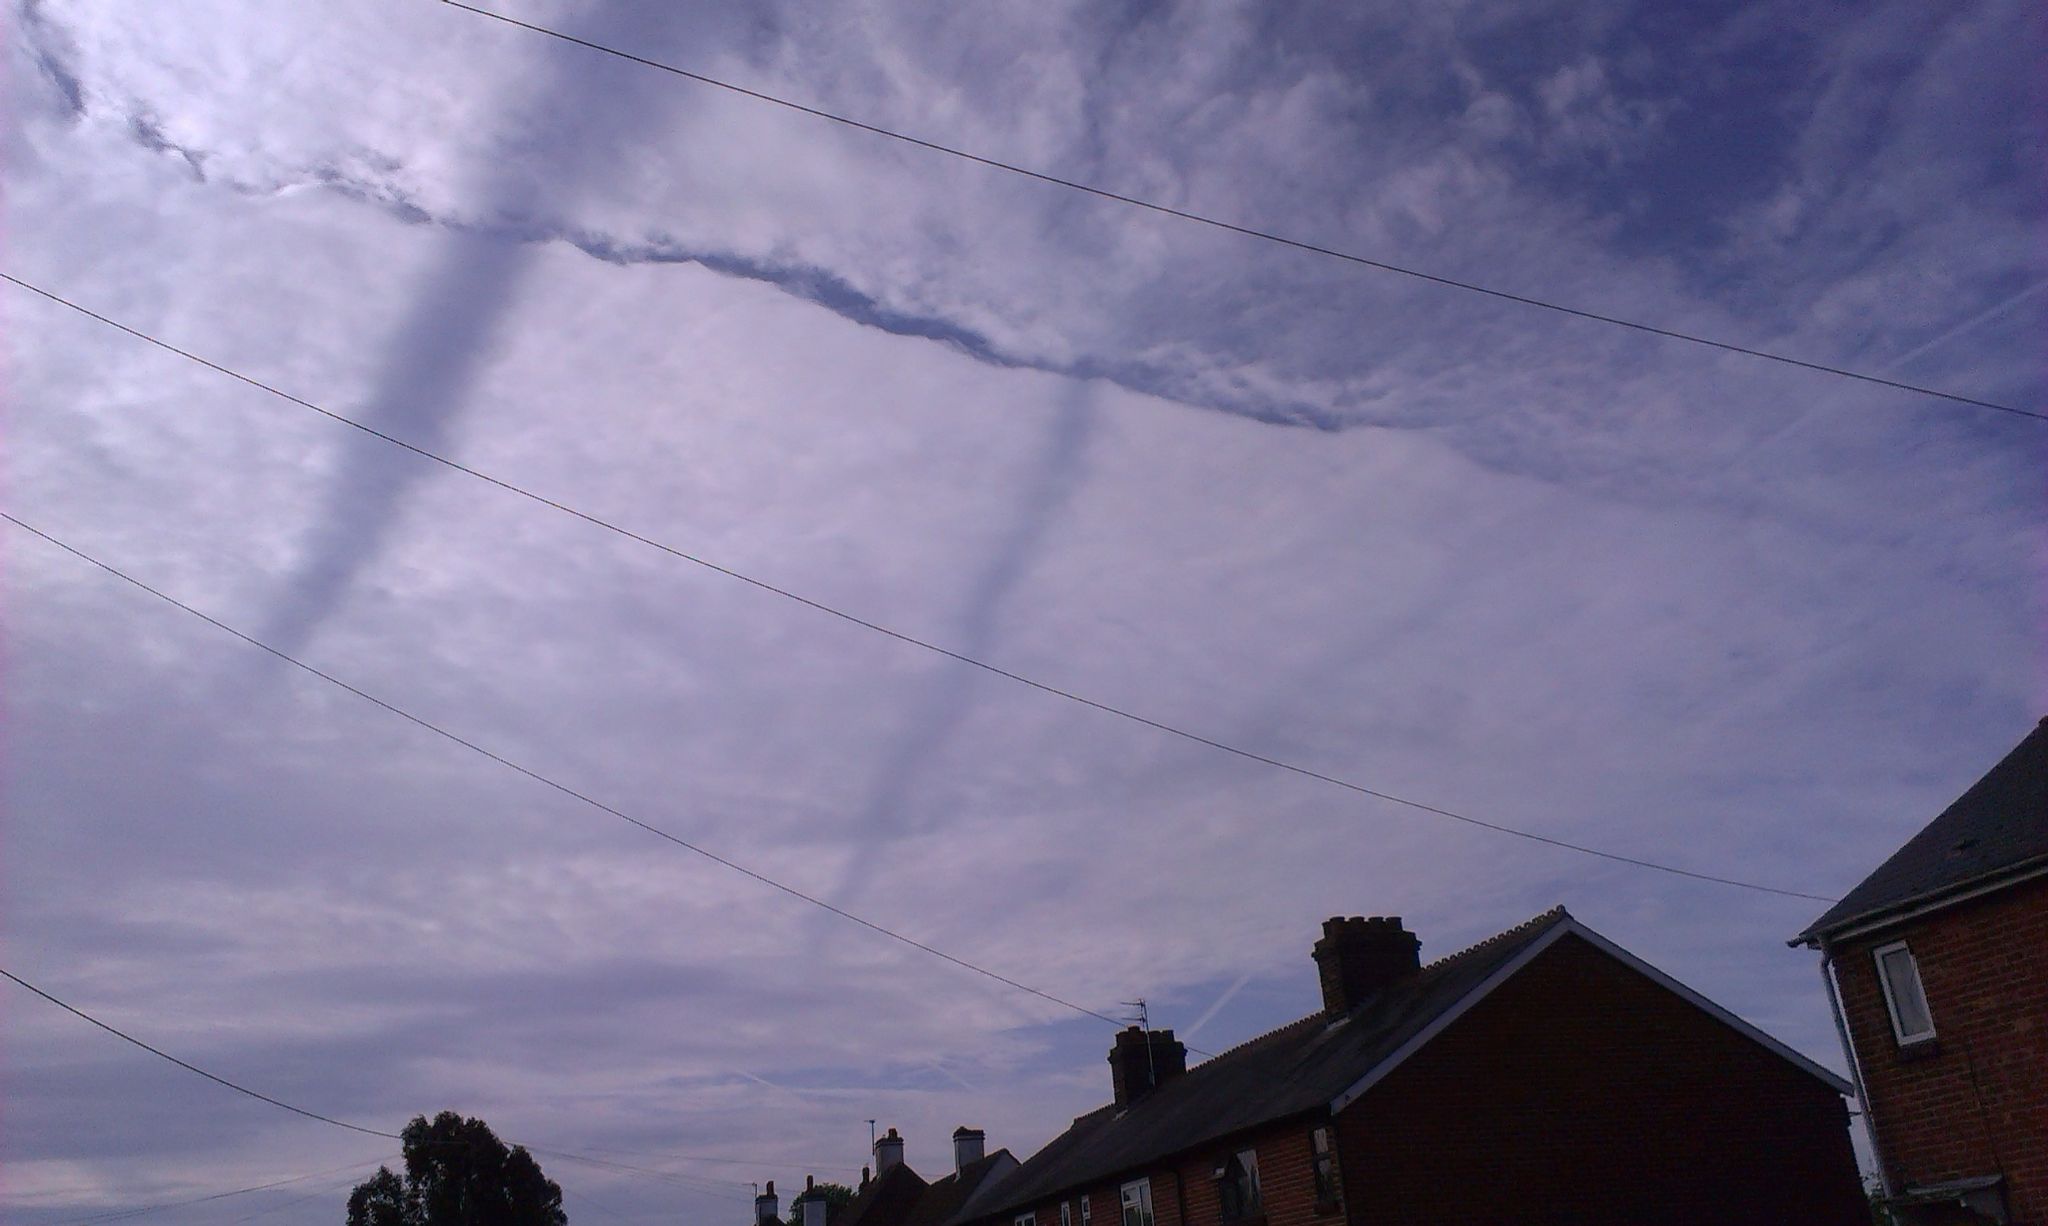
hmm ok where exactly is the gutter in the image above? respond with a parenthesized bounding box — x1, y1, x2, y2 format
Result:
(1819, 940, 1893, 1199)
(1791, 856, 2048, 949)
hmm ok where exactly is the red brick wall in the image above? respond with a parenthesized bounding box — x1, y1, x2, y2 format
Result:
(1831, 873, 2048, 1223)
(1009, 1122, 1342, 1226)
(1331, 933, 1866, 1225)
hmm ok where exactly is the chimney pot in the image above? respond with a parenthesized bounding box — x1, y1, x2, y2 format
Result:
(1312, 915, 1420, 1015)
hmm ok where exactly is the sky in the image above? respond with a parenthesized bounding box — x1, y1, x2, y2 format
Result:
(2, 0, 2042, 1221)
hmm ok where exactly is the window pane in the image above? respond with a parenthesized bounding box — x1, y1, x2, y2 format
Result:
(1122, 1180, 1153, 1226)
(1880, 946, 1934, 1038)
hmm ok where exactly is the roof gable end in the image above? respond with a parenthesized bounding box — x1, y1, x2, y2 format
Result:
(1329, 918, 1852, 1112)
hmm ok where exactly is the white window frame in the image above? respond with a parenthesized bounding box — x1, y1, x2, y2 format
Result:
(1081, 1197, 1091, 1226)
(1016, 1214, 1035, 1226)
(1120, 1179, 1154, 1226)
(1309, 1126, 1338, 1210)
(1872, 940, 1936, 1045)
(1061, 1204, 1072, 1226)
(1215, 1148, 1260, 1219)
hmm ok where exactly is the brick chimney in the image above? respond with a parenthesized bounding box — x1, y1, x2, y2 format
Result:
(952, 1126, 986, 1174)
(1313, 915, 1420, 1015)
(874, 1127, 905, 1173)
(755, 1181, 779, 1226)
(1108, 1026, 1187, 1109)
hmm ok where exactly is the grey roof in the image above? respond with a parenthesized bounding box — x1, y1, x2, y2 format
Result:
(911, 1150, 1016, 1226)
(838, 1163, 929, 1226)
(1797, 718, 2048, 944)
(977, 907, 1575, 1219)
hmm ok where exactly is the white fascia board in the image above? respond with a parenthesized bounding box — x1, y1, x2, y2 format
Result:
(1804, 859, 2048, 948)
(1327, 919, 1853, 1114)
(1562, 922, 1855, 1097)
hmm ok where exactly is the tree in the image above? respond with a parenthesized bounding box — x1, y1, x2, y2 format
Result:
(347, 1112, 567, 1226)
(786, 1182, 855, 1226)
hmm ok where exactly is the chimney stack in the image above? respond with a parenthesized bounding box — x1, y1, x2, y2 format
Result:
(1312, 916, 1420, 1015)
(952, 1126, 986, 1174)
(1107, 1026, 1187, 1109)
(755, 1181, 779, 1226)
(874, 1127, 905, 1173)
(800, 1176, 828, 1226)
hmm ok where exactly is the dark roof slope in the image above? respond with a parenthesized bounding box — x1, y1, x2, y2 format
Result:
(838, 1163, 930, 1226)
(911, 1150, 1016, 1226)
(978, 908, 1573, 1218)
(1797, 718, 2048, 944)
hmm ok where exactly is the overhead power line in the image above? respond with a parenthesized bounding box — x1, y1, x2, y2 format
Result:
(2, 513, 1132, 1023)
(2, 277, 1836, 903)
(0, 966, 400, 1139)
(437, 1, 2041, 424)
(52, 1156, 396, 1226)
(3, 965, 845, 1210)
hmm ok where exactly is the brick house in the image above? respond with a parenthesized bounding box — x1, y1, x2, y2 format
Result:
(818, 1126, 1019, 1226)
(969, 909, 1865, 1226)
(1793, 718, 2048, 1224)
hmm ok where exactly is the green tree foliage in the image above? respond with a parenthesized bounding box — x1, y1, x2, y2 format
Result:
(786, 1182, 855, 1226)
(346, 1112, 567, 1226)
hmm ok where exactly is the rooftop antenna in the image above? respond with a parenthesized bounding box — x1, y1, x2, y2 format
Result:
(1120, 998, 1155, 1084)
(866, 1119, 877, 1151)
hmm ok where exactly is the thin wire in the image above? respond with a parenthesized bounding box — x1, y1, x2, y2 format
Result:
(0, 278, 1837, 904)
(0, 966, 401, 1139)
(436, 2, 2042, 424)
(532, 1149, 753, 1200)
(1, 513, 1134, 1020)
(50, 1156, 396, 1226)
(1, 966, 859, 1207)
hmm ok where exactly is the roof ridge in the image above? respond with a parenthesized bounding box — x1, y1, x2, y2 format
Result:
(1194, 907, 1569, 1065)
(1195, 1009, 1324, 1064)
(1419, 905, 1571, 974)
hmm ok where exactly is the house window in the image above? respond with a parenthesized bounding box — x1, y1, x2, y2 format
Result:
(1310, 1127, 1339, 1211)
(1873, 940, 1935, 1045)
(1120, 1179, 1153, 1226)
(1215, 1149, 1261, 1220)
(1016, 1214, 1035, 1226)
(1061, 1204, 1072, 1226)
(1081, 1197, 1091, 1226)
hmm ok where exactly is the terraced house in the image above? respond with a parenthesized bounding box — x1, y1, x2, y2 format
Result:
(968, 910, 1865, 1226)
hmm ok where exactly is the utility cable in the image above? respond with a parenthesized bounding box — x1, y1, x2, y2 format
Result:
(437, 1, 2041, 424)
(0, 965, 879, 1204)
(51, 1156, 396, 1226)
(2, 512, 1133, 1022)
(1, 277, 1837, 904)
(0, 966, 400, 1139)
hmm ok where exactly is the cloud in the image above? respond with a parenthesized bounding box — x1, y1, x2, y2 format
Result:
(3, 1, 2041, 1221)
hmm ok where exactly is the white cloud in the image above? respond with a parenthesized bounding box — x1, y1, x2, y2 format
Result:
(3, 0, 2040, 1219)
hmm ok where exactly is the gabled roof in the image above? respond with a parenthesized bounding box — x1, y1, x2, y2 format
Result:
(980, 907, 1848, 1220)
(837, 1162, 929, 1226)
(981, 909, 1566, 1217)
(837, 1149, 1019, 1226)
(1796, 718, 2048, 945)
(911, 1149, 1016, 1226)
